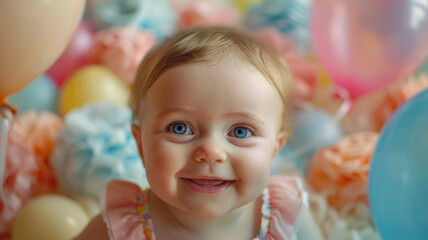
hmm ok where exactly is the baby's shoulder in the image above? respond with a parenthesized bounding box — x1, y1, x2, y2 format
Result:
(104, 179, 153, 240)
(263, 175, 308, 240)
(267, 175, 307, 210)
(105, 179, 149, 209)
(267, 175, 305, 194)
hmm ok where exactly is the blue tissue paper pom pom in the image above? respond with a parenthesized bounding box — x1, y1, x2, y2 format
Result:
(52, 102, 148, 201)
(245, 0, 310, 33)
(245, 0, 312, 55)
(87, 0, 178, 40)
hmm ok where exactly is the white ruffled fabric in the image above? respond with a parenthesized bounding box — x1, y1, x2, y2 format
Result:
(309, 193, 381, 240)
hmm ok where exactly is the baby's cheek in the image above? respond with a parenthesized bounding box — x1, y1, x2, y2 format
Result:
(148, 140, 188, 173)
(144, 142, 185, 196)
(240, 143, 275, 169)
(232, 150, 271, 191)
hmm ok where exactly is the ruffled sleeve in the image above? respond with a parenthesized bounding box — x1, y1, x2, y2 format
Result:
(103, 179, 152, 240)
(264, 176, 308, 240)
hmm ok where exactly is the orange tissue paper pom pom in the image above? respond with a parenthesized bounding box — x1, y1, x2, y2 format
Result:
(308, 132, 378, 211)
(90, 26, 155, 86)
(0, 137, 37, 235)
(0, 111, 64, 235)
(173, 0, 241, 28)
(11, 111, 64, 160)
(374, 74, 428, 131)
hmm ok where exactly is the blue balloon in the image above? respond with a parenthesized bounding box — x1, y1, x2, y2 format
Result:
(8, 74, 58, 114)
(369, 88, 428, 240)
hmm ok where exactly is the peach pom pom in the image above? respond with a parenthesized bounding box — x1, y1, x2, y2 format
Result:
(90, 26, 155, 86)
(1, 112, 64, 235)
(173, 0, 241, 28)
(308, 132, 378, 211)
(11, 111, 64, 160)
(374, 74, 428, 131)
(10, 111, 64, 191)
(0, 137, 37, 235)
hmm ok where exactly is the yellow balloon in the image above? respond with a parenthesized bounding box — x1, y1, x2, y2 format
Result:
(319, 67, 333, 87)
(233, 0, 262, 15)
(60, 65, 130, 116)
(11, 194, 89, 240)
(0, 0, 86, 99)
(306, 52, 333, 88)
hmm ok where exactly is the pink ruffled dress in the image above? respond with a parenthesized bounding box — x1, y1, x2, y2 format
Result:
(103, 176, 307, 240)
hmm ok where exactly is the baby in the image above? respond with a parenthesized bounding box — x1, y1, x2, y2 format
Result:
(76, 25, 308, 240)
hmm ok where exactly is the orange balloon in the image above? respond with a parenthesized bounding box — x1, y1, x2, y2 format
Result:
(0, 0, 86, 99)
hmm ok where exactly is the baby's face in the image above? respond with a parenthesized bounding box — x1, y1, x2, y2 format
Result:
(134, 57, 286, 219)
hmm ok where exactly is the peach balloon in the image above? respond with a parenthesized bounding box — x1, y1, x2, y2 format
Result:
(0, 0, 86, 99)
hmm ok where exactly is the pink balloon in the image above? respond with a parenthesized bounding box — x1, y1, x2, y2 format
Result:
(311, 0, 428, 99)
(47, 21, 95, 88)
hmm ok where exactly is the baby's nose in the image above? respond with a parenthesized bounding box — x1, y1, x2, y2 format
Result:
(192, 138, 227, 163)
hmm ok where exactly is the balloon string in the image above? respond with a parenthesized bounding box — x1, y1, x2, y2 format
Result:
(287, 87, 351, 162)
(331, 87, 352, 122)
(0, 106, 14, 207)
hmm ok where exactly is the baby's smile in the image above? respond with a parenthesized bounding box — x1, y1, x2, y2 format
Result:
(181, 177, 236, 194)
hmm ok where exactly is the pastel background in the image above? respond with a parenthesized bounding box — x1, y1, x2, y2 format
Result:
(1, 0, 428, 239)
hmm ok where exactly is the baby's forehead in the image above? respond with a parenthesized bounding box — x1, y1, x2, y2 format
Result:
(169, 55, 264, 80)
(160, 59, 270, 87)
(140, 62, 284, 126)
(145, 60, 281, 106)
(142, 56, 282, 109)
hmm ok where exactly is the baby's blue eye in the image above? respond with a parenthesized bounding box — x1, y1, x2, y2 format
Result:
(170, 122, 192, 135)
(232, 127, 251, 138)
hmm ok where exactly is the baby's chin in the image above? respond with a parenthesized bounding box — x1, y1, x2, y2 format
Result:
(190, 210, 227, 219)
(182, 198, 257, 220)
(180, 202, 234, 219)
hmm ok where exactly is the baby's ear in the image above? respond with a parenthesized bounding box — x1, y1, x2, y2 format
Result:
(272, 130, 288, 159)
(132, 124, 145, 166)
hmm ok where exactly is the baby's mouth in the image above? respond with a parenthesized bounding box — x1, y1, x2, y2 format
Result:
(188, 179, 229, 186)
(182, 178, 235, 193)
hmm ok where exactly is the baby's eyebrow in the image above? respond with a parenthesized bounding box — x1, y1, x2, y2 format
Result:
(155, 106, 198, 119)
(155, 108, 266, 126)
(222, 112, 266, 126)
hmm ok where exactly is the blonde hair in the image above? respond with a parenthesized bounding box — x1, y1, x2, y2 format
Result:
(131, 25, 293, 132)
